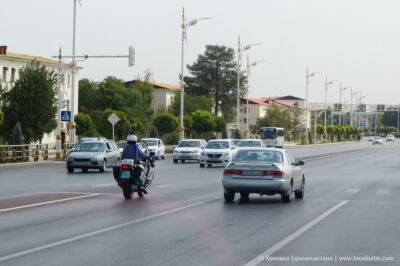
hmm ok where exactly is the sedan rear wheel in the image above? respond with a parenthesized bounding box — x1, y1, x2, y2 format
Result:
(240, 192, 249, 201)
(224, 191, 235, 203)
(295, 179, 305, 199)
(281, 183, 294, 203)
(199, 163, 205, 168)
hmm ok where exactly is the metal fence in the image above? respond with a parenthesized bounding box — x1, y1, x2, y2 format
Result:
(0, 144, 49, 163)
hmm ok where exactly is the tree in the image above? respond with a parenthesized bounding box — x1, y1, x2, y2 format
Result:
(254, 106, 292, 133)
(1, 61, 57, 143)
(149, 127, 159, 138)
(291, 102, 305, 133)
(75, 113, 97, 137)
(382, 111, 398, 127)
(0, 110, 3, 126)
(214, 116, 226, 133)
(153, 112, 179, 137)
(184, 45, 247, 121)
(94, 109, 130, 141)
(169, 92, 213, 116)
(184, 115, 193, 137)
(191, 110, 216, 136)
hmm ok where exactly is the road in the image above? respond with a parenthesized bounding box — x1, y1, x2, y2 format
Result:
(0, 140, 399, 266)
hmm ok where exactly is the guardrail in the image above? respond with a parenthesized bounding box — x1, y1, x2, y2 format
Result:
(0, 144, 49, 163)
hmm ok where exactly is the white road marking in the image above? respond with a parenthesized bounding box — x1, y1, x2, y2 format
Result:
(91, 183, 116, 187)
(245, 200, 349, 266)
(345, 188, 360, 194)
(377, 189, 390, 195)
(0, 199, 216, 263)
(0, 193, 100, 214)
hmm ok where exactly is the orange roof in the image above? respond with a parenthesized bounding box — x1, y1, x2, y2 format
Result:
(0, 51, 74, 68)
(151, 81, 180, 91)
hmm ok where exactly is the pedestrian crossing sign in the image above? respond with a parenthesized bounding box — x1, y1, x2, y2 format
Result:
(61, 111, 72, 122)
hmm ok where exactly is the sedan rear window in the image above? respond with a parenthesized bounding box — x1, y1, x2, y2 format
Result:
(238, 140, 262, 147)
(178, 141, 201, 147)
(233, 150, 283, 164)
(76, 142, 106, 152)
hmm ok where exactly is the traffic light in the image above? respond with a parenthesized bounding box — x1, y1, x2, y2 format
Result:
(334, 103, 343, 111)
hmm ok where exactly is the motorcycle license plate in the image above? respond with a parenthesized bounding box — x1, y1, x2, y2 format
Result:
(120, 170, 131, 179)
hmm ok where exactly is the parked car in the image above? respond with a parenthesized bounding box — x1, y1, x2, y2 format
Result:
(386, 134, 395, 142)
(367, 136, 374, 142)
(231, 139, 241, 147)
(222, 147, 305, 203)
(141, 138, 165, 159)
(173, 139, 207, 163)
(237, 139, 263, 149)
(372, 137, 383, 145)
(199, 139, 236, 168)
(66, 139, 120, 173)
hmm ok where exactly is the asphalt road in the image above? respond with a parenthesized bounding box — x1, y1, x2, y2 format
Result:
(0, 140, 399, 266)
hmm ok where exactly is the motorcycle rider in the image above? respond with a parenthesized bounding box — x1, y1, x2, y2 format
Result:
(121, 134, 147, 194)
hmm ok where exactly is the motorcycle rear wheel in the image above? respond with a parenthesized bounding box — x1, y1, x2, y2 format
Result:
(123, 188, 132, 200)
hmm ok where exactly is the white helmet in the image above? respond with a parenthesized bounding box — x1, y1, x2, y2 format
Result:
(127, 134, 137, 142)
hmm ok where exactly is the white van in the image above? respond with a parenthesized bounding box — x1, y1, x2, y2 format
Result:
(259, 127, 284, 148)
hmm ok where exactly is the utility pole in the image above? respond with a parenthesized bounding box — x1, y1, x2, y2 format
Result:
(180, 7, 186, 141)
(69, 0, 78, 145)
(305, 67, 316, 132)
(236, 36, 241, 130)
(324, 76, 328, 138)
(56, 47, 63, 160)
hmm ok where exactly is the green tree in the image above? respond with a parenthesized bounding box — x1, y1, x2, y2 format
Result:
(153, 112, 179, 137)
(0, 110, 3, 126)
(149, 127, 159, 138)
(75, 113, 97, 137)
(184, 45, 247, 121)
(184, 115, 193, 137)
(214, 116, 226, 133)
(78, 79, 98, 114)
(254, 106, 292, 133)
(169, 92, 214, 116)
(191, 110, 216, 136)
(1, 61, 57, 143)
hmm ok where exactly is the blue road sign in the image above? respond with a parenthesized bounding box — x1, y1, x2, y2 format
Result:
(61, 111, 72, 122)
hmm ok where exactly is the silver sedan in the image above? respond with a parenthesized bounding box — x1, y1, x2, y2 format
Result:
(222, 147, 305, 203)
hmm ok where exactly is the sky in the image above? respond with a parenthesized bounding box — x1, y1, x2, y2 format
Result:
(3, 0, 400, 104)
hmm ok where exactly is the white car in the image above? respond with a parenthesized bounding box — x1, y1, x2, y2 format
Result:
(199, 139, 236, 168)
(386, 134, 395, 142)
(372, 137, 383, 145)
(142, 138, 165, 159)
(173, 139, 207, 163)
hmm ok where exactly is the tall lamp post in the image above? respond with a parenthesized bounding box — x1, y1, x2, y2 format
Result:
(350, 88, 358, 126)
(324, 76, 337, 138)
(338, 84, 349, 126)
(245, 55, 263, 136)
(305, 68, 317, 132)
(180, 7, 211, 140)
(236, 38, 261, 131)
(69, 0, 79, 144)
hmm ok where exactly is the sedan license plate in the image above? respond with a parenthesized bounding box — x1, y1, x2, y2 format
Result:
(242, 170, 259, 176)
(120, 170, 131, 179)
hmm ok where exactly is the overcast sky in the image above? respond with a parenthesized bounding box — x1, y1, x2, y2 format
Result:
(3, 0, 400, 104)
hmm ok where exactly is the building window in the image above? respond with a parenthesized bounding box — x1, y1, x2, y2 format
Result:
(11, 68, 16, 83)
(2, 67, 8, 82)
(244, 118, 247, 123)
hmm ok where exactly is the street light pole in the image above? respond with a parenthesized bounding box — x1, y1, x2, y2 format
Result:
(305, 67, 316, 132)
(339, 84, 348, 126)
(350, 88, 357, 126)
(245, 56, 263, 137)
(180, 7, 186, 141)
(236, 36, 241, 130)
(179, 8, 211, 141)
(324, 76, 328, 138)
(70, 0, 77, 144)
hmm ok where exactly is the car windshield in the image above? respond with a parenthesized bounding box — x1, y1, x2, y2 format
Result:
(233, 150, 283, 163)
(178, 141, 201, 147)
(142, 140, 158, 146)
(206, 141, 229, 149)
(238, 140, 262, 147)
(387, 134, 394, 137)
(76, 142, 105, 152)
(116, 142, 127, 149)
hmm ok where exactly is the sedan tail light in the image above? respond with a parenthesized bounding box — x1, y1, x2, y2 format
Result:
(223, 169, 243, 175)
(120, 164, 130, 170)
(262, 170, 284, 177)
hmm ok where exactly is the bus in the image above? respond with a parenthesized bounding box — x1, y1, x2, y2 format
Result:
(259, 127, 284, 148)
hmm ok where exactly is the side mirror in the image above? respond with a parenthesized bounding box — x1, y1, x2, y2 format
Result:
(296, 160, 305, 166)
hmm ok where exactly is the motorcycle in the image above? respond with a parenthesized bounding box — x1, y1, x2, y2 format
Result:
(113, 153, 155, 199)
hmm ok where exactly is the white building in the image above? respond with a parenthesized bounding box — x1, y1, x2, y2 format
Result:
(239, 95, 308, 132)
(0, 46, 78, 144)
(124, 80, 180, 112)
